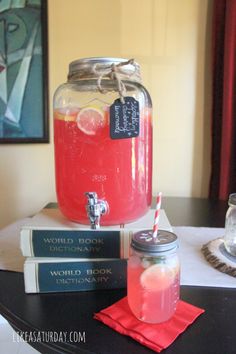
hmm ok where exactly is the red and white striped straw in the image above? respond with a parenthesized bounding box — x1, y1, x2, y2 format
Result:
(153, 192, 162, 239)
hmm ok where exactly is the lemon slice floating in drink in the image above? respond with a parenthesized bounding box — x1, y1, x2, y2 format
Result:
(76, 107, 106, 135)
(54, 108, 78, 121)
(140, 264, 175, 291)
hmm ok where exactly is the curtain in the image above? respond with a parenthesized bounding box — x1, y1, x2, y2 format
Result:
(209, 0, 236, 200)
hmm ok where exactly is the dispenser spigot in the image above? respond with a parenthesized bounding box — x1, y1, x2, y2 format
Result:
(85, 192, 108, 229)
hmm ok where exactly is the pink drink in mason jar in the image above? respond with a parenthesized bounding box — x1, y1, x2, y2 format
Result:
(128, 230, 180, 324)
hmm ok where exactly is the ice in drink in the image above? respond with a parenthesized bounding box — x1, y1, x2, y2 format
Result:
(128, 257, 180, 323)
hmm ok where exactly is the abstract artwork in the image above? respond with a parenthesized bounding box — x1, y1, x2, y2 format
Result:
(0, 0, 48, 143)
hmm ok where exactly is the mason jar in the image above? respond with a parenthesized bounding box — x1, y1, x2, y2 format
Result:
(127, 230, 180, 324)
(53, 57, 152, 226)
(224, 193, 236, 257)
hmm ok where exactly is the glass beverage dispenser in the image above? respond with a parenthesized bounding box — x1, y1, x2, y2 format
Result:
(53, 57, 152, 227)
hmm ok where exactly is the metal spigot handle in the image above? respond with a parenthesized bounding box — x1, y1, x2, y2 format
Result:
(85, 192, 98, 205)
(85, 192, 108, 229)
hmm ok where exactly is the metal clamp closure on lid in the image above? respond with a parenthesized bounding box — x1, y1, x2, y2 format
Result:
(228, 193, 236, 206)
(68, 57, 141, 103)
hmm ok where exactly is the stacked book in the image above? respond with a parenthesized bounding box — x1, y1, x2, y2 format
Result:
(20, 205, 172, 294)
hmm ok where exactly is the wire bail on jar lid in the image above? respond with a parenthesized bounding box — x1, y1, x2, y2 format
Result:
(68, 57, 141, 103)
(228, 193, 236, 206)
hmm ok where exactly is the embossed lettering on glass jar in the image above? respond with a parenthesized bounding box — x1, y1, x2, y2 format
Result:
(53, 57, 152, 225)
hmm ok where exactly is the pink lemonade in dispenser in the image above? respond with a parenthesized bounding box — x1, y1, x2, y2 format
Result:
(54, 106, 152, 225)
(53, 58, 152, 226)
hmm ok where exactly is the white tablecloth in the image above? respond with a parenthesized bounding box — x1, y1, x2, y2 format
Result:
(0, 218, 235, 288)
(174, 226, 236, 287)
(0, 218, 30, 273)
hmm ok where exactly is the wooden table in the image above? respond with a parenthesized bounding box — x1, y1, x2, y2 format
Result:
(1, 197, 235, 354)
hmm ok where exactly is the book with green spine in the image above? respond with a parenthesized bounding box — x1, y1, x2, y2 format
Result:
(24, 257, 127, 293)
(21, 209, 172, 258)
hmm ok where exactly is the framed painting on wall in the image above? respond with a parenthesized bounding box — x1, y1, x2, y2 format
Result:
(0, 0, 49, 143)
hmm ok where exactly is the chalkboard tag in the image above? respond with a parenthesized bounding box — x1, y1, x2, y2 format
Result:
(110, 97, 140, 139)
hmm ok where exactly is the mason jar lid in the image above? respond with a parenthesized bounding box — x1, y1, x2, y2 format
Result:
(68, 57, 141, 82)
(228, 193, 236, 206)
(131, 230, 178, 254)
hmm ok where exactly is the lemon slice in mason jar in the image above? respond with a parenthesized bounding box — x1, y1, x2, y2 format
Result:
(140, 264, 175, 291)
(76, 107, 106, 135)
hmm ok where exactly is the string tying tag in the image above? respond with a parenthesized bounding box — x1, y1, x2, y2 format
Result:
(92, 59, 139, 104)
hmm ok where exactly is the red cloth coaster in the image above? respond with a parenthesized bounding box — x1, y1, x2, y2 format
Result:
(94, 297, 204, 353)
